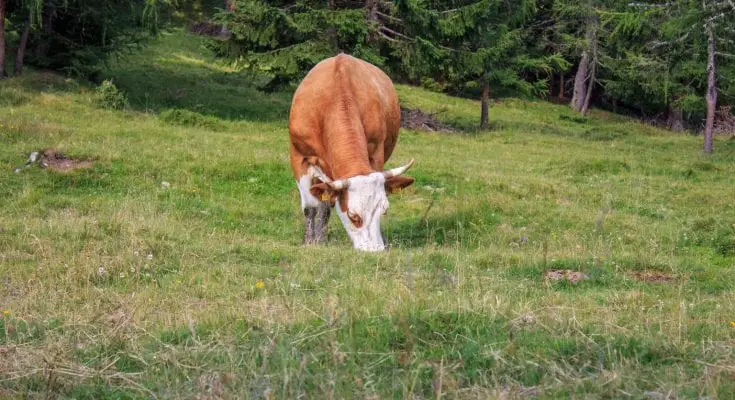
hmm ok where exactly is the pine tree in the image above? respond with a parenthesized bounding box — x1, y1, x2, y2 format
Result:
(211, 0, 384, 91)
(629, 0, 735, 152)
(392, 0, 567, 128)
(0, 0, 173, 79)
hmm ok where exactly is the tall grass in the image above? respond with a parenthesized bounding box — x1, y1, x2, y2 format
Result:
(1, 30, 734, 398)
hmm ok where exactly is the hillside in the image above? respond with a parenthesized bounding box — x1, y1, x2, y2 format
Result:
(1, 30, 735, 398)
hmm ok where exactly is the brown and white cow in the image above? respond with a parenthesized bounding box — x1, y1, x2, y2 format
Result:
(288, 53, 415, 251)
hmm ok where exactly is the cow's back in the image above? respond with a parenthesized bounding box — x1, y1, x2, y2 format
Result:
(288, 54, 400, 175)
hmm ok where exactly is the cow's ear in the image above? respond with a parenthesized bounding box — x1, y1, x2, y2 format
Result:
(385, 176, 414, 194)
(310, 182, 339, 205)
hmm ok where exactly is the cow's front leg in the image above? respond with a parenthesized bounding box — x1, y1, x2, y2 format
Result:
(302, 202, 330, 245)
(297, 174, 330, 245)
(303, 206, 317, 244)
(313, 201, 330, 244)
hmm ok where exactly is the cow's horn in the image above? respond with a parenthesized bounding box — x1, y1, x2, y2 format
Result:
(328, 179, 349, 190)
(383, 159, 415, 178)
(312, 166, 349, 190)
(312, 166, 333, 183)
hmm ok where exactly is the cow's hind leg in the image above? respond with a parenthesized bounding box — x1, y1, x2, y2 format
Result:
(297, 172, 331, 245)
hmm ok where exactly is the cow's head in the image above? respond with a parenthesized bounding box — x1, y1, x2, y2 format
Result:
(310, 160, 415, 252)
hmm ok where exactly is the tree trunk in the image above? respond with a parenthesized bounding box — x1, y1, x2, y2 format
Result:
(327, 0, 338, 52)
(667, 104, 684, 132)
(580, 61, 595, 116)
(571, 16, 597, 113)
(0, 0, 7, 79)
(365, 0, 378, 43)
(480, 80, 490, 129)
(558, 73, 565, 100)
(43, 0, 53, 33)
(580, 29, 598, 116)
(35, 0, 54, 61)
(14, 14, 31, 77)
(703, 24, 717, 154)
(570, 52, 589, 112)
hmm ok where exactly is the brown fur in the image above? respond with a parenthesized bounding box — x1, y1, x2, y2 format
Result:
(288, 54, 401, 187)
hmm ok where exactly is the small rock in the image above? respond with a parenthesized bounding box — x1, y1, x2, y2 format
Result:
(161, 181, 170, 189)
(544, 269, 589, 285)
(510, 312, 537, 330)
(644, 391, 668, 400)
(441, 269, 457, 286)
(27, 151, 40, 164)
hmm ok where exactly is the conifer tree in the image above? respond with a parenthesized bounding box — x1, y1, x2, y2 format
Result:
(629, 0, 735, 152)
(391, 0, 566, 128)
(0, 0, 173, 79)
(211, 0, 383, 91)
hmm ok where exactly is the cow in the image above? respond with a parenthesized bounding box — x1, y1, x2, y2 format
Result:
(288, 53, 415, 252)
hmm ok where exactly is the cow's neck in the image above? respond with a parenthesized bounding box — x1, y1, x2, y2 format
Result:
(323, 105, 374, 180)
(326, 140, 373, 180)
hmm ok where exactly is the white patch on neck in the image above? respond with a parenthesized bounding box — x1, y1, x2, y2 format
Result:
(296, 165, 323, 210)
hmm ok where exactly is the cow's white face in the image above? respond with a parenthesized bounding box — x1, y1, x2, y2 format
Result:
(335, 173, 390, 252)
(308, 160, 415, 252)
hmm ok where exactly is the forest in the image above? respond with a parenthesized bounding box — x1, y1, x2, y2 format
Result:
(0, 0, 734, 150)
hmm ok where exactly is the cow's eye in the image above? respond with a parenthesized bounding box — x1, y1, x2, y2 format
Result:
(347, 211, 363, 228)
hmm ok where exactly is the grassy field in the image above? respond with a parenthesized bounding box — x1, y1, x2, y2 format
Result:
(1, 30, 735, 399)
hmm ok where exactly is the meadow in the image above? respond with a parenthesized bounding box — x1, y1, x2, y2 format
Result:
(1, 30, 735, 399)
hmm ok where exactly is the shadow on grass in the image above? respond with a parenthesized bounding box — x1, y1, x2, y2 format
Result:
(101, 31, 293, 123)
(0, 70, 84, 108)
(385, 203, 501, 249)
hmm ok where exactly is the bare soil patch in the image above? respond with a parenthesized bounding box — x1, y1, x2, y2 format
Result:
(629, 270, 674, 283)
(400, 107, 455, 133)
(15, 148, 95, 173)
(543, 270, 589, 285)
(39, 149, 95, 172)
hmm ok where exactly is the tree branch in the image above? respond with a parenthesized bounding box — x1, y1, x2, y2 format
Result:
(375, 10, 402, 23)
(379, 26, 414, 41)
(378, 31, 399, 42)
(627, 2, 673, 8)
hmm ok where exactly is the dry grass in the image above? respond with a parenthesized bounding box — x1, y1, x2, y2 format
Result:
(1, 30, 734, 398)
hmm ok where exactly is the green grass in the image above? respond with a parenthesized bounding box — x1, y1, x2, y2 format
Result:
(1, 29, 735, 399)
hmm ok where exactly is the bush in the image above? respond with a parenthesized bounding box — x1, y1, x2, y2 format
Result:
(94, 80, 128, 110)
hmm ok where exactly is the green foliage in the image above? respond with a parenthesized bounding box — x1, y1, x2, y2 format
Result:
(1, 0, 178, 79)
(597, 0, 735, 123)
(94, 79, 129, 110)
(207, 0, 382, 91)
